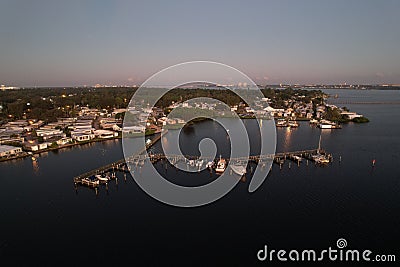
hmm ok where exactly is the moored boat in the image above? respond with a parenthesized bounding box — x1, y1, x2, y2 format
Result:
(312, 154, 330, 164)
(95, 174, 110, 182)
(318, 119, 341, 129)
(82, 176, 100, 186)
(288, 121, 299, 127)
(230, 164, 247, 176)
(312, 132, 331, 164)
(292, 155, 302, 161)
(206, 161, 214, 169)
(195, 159, 204, 168)
(215, 156, 226, 173)
(276, 119, 288, 127)
(318, 123, 333, 129)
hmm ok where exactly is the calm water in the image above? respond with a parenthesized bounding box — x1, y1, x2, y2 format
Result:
(0, 89, 399, 266)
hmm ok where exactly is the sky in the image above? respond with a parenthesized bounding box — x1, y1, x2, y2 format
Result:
(1, 0, 400, 87)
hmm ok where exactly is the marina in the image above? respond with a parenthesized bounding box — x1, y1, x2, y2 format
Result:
(73, 147, 333, 190)
(73, 119, 335, 192)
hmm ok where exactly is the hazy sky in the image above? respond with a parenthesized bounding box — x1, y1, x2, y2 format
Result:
(1, 0, 400, 86)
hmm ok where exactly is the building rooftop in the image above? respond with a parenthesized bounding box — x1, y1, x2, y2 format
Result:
(0, 145, 21, 153)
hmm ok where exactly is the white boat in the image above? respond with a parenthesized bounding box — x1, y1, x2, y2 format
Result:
(95, 174, 110, 182)
(82, 177, 99, 186)
(188, 160, 195, 167)
(276, 119, 288, 127)
(318, 119, 341, 129)
(318, 123, 333, 129)
(312, 133, 330, 164)
(292, 155, 302, 161)
(312, 154, 330, 164)
(195, 159, 203, 168)
(206, 161, 214, 169)
(309, 119, 319, 124)
(230, 165, 247, 176)
(215, 156, 226, 173)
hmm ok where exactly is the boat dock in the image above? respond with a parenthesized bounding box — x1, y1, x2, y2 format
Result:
(73, 132, 163, 187)
(73, 147, 332, 189)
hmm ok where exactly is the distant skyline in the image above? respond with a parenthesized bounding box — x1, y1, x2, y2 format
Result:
(1, 0, 400, 87)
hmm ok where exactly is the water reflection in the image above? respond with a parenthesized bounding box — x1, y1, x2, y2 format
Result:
(282, 126, 292, 152)
(31, 157, 40, 175)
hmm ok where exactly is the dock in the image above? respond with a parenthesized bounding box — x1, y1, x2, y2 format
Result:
(73, 145, 332, 189)
(73, 132, 163, 186)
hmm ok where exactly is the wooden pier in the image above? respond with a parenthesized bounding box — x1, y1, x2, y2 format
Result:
(73, 146, 331, 189)
(73, 132, 163, 186)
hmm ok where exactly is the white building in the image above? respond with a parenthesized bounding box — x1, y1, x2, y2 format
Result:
(56, 137, 73, 145)
(123, 126, 146, 134)
(24, 143, 48, 152)
(0, 145, 23, 157)
(340, 111, 363, 120)
(71, 132, 95, 142)
(36, 129, 65, 140)
(94, 130, 118, 139)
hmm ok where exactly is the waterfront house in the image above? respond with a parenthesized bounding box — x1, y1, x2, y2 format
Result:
(123, 126, 146, 134)
(0, 145, 23, 158)
(94, 130, 118, 139)
(24, 142, 48, 152)
(99, 118, 120, 130)
(56, 137, 73, 145)
(71, 132, 95, 142)
(0, 136, 24, 145)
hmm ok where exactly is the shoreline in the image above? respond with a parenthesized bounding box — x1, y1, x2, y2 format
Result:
(0, 112, 367, 163)
(0, 136, 121, 163)
(1, 128, 162, 163)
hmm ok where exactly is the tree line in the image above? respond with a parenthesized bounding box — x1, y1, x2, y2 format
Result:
(0, 87, 324, 122)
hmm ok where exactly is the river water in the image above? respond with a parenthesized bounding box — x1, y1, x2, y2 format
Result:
(0, 89, 399, 265)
